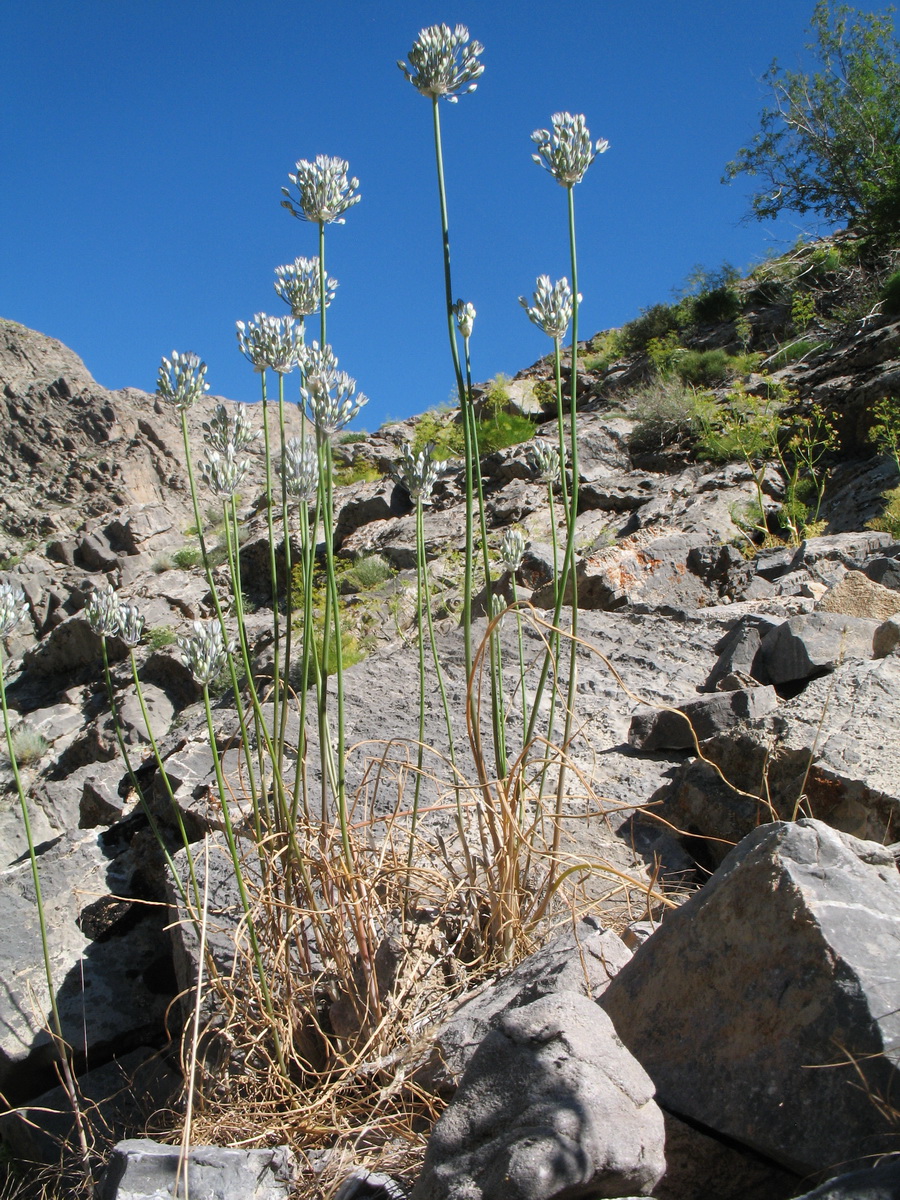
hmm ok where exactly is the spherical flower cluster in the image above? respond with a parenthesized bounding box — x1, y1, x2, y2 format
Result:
(398, 24, 484, 102)
(301, 370, 368, 435)
(394, 441, 442, 506)
(531, 112, 608, 187)
(519, 276, 579, 342)
(498, 528, 526, 573)
(282, 436, 319, 502)
(178, 620, 234, 686)
(298, 341, 339, 385)
(0, 581, 29, 637)
(236, 314, 300, 375)
(116, 603, 145, 648)
(527, 439, 563, 485)
(85, 583, 121, 637)
(200, 447, 250, 499)
(157, 352, 210, 412)
(453, 300, 476, 340)
(274, 258, 337, 319)
(202, 403, 259, 454)
(281, 156, 361, 225)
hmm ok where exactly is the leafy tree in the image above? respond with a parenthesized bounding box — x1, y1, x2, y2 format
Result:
(724, 3, 900, 244)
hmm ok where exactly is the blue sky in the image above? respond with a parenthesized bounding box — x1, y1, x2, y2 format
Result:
(3, 1, 832, 429)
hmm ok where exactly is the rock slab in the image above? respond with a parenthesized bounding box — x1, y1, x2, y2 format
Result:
(602, 819, 900, 1175)
(411, 991, 665, 1200)
(97, 1138, 299, 1200)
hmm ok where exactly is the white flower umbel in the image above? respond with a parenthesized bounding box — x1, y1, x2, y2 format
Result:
(531, 113, 608, 187)
(178, 620, 234, 687)
(394, 441, 442, 505)
(527, 439, 563, 485)
(301, 369, 368, 435)
(281, 156, 361, 225)
(297, 341, 339, 389)
(116, 604, 145, 648)
(398, 24, 484, 102)
(0, 581, 29, 636)
(282, 436, 319, 502)
(85, 583, 121, 637)
(274, 258, 337, 318)
(157, 351, 210, 412)
(200, 447, 250, 500)
(202, 403, 260, 454)
(498, 528, 526, 573)
(236, 314, 300, 375)
(519, 276, 580, 342)
(454, 300, 476, 339)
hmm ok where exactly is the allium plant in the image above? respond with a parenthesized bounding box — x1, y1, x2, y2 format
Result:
(301, 369, 368, 435)
(236, 314, 300, 375)
(274, 257, 337, 318)
(85, 583, 120, 637)
(531, 112, 609, 186)
(157, 351, 210, 411)
(281, 156, 361, 225)
(200, 447, 250, 500)
(203, 403, 260, 454)
(519, 275, 578, 342)
(454, 299, 476, 339)
(282, 436, 319, 501)
(394, 441, 442, 505)
(398, 24, 484, 101)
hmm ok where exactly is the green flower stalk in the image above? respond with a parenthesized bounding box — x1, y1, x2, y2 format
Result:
(178, 620, 287, 1073)
(529, 112, 608, 876)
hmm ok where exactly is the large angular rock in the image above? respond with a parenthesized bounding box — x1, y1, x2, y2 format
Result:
(602, 819, 900, 1175)
(757, 612, 879, 686)
(0, 832, 172, 1104)
(412, 991, 665, 1200)
(817, 569, 900, 620)
(628, 685, 778, 751)
(792, 1157, 900, 1199)
(419, 918, 632, 1093)
(97, 1138, 299, 1200)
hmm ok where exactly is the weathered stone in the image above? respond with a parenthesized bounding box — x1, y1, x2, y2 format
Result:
(654, 1111, 799, 1200)
(0, 832, 172, 1105)
(817, 569, 900, 620)
(97, 1138, 299, 1200)
(628, 686, 778, 751)
(874, 615, 900, 657)
(757, 611, 879, 685)
(602, 819, 900, 1174)
(704, 616, 779, 689)
(412, 992, 665, 1200)
(419, 917, 632, 1093)
(791, 1158, 900, 1199)
(0, 1047, 178, 1165)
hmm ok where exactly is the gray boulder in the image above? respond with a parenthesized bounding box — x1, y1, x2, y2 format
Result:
(412, 991, 665, 1200)
(627, 685, 778, 751)
(419, 917, 632, 1093)
(602, 819, 900, 1175)
(757, 612, 879, 685)
(792, 1157, 900, 1198)
(97, 1138, 299, 1200)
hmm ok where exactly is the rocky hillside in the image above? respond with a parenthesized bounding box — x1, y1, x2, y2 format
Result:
(2, 234, 900, 1199)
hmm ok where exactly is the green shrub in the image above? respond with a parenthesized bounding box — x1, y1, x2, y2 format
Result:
(868, 485, 900, 537)
(583, 329, 624, 373)
(412, 404, 534, 461)
(880, 269, 900, 316)
(767, 338, 829, 369)
(147, 626, 177, 650)
(692, 286, 742, 324)
(675, 349, 736, 386)
(339, 431, 369, 444)
(6, 725, 48, 765)
(172, 546, 202, 569)
(627, 377, 715, 453)
(333, 461, 382, 486)
(620, 302, 689, 357)
(338, 555, 395, 593)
